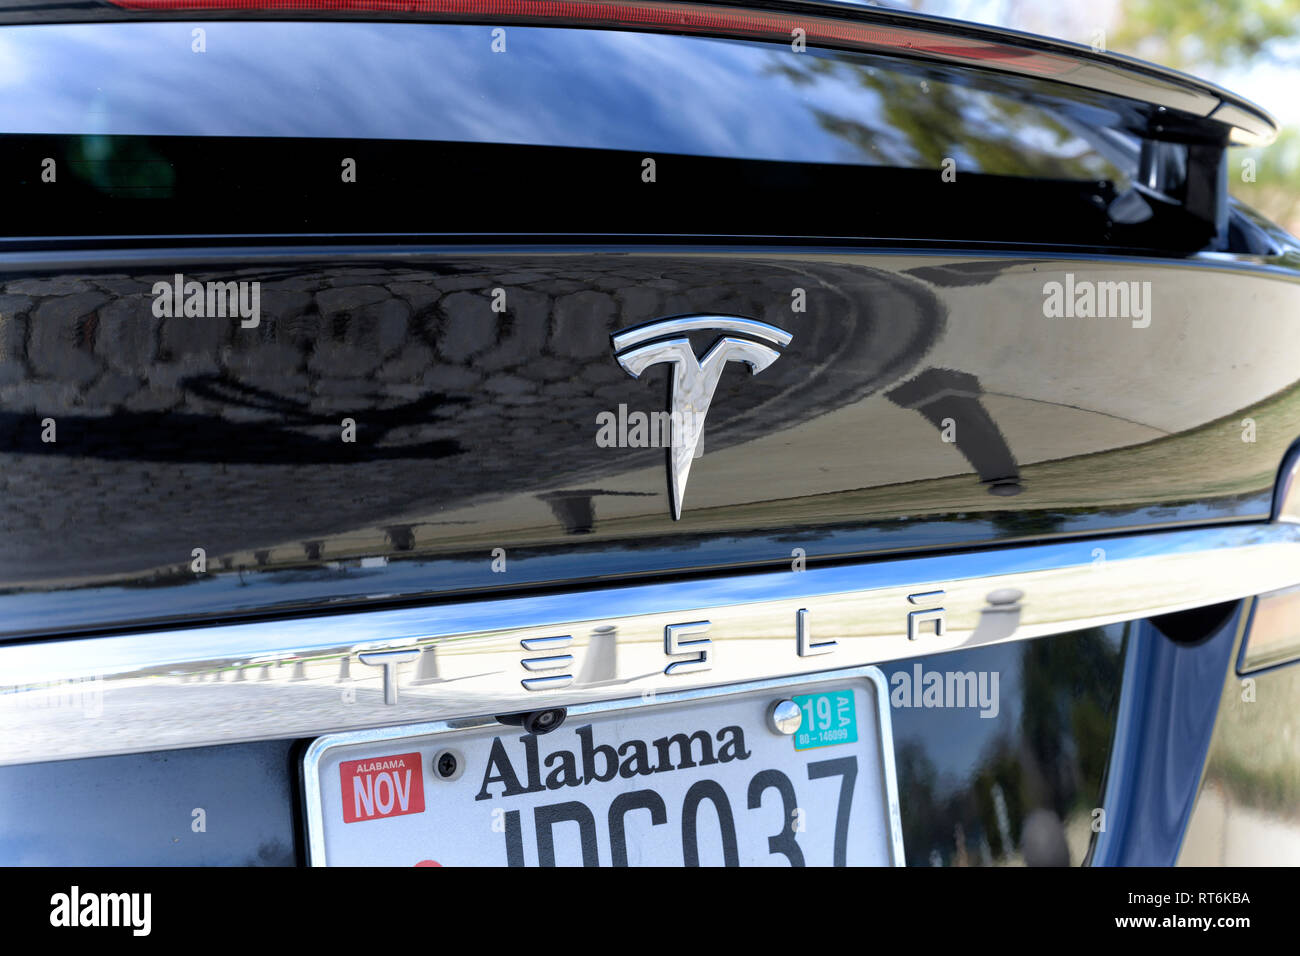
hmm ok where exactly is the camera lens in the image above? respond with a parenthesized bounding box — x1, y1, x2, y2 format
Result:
(523, 708, 566, 735)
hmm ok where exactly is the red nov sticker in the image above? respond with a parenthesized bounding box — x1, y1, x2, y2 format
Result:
(340, 752, 426, 824)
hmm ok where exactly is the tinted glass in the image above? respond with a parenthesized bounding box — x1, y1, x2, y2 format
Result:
(0, 21, 1128, 180)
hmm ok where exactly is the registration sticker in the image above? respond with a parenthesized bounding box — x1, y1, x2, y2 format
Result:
(792, 689, 857, 751)
(340, 751, 426, 823)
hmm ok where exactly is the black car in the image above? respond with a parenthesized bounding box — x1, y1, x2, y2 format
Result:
(0, 0, 1298, 880)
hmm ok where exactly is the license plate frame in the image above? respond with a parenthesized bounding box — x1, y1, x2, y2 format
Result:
(302, 665, 904, 866)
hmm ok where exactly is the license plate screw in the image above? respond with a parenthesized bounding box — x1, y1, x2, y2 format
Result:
(769, 699, 802, 736)
(434, 750, 461, 780)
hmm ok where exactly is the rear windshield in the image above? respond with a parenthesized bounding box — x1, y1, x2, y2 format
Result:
(0, 21, 1130, 179)
(0, 21, 1202, 248)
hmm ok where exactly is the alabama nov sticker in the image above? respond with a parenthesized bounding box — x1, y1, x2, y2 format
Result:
(340, 751, 426, 823)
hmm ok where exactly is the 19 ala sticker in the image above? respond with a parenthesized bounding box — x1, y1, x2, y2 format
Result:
(793, 689, 857, 751)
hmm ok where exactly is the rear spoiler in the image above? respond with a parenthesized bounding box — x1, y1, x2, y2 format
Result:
(0, 0, 1277, 149)
(800, 0, 1278, 148)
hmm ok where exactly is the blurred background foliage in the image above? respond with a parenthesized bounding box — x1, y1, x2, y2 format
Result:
(910, 0, 1300, 234)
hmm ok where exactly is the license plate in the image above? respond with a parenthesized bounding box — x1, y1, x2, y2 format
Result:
(303, 667, 903, 866)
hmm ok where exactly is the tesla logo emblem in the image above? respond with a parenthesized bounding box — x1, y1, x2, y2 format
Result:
(612, 315, 792, 519)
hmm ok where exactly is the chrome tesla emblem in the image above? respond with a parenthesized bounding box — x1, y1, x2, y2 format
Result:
(612, 315, 792, 519)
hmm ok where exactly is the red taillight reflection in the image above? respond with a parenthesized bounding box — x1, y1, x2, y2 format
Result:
(103, 0, 1076, 76)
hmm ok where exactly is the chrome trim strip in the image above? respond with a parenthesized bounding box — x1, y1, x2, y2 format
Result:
(521, 674, 574, 691)
(5, 244, 1299, 278)
(1237, 584, 1300, 674)
(2, 523, 1299, 766)
(300, 665, 905, 867)
(519, 654, 574, 671)
(520, 635, 572, 651)
(1276, 442, 1300, 524)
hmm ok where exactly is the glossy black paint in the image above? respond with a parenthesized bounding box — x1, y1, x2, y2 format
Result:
(1, 249, 1296, 638)
(0, 739, 298, 865)
(884, 622, 1128, 866)
(1, 23, 1293, 637)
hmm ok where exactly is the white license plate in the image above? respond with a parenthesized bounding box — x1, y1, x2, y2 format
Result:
(303, 667, 903, 866)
